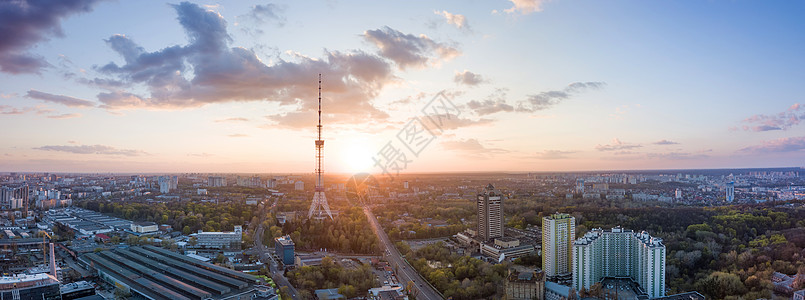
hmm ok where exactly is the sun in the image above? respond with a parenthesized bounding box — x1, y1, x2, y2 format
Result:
(339, 140, 374, 174)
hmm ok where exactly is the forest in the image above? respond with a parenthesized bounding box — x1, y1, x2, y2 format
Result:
(504, 195, 805, 299)
(398, 241, 508, 300)
(280, 206, 380, 254)
(286, 256, 377, 299)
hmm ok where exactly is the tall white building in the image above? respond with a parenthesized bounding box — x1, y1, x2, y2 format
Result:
(208, 176, 226, 187)
(477, 184, 503, 242)
(573, 227, 666, 298)
(158, 176, 172, 193)
(542, 213, 575, 280)
(726, 181, 735, 202)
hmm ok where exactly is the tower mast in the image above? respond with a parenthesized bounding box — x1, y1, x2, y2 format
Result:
(309, 74, 333, 220)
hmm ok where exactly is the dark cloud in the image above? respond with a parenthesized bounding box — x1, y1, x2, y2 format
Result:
(0, 0, 103, 74)
(518, 82, 605, 112)
(653, 139, 679, 145)
(34, 144, 148, 156)
(595, 138, 642, 151)
(454, 70, 486, 86)
(363, 26, 460, 70)
(740, 136, 805, 153)
(91, 2, 394, 128)
(740, 103, 803, 132)
(26, 90, 95, 107)
(534, 150, 575, 160)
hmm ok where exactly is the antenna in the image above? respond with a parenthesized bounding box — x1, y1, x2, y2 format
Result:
(309, 73, 332, 220)
(316, 73, 323, 190)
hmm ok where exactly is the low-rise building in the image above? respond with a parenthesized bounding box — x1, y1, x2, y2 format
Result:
(194, 226, 242, 249)
(505, 269, 544, 300)
(131, 221, 158, 233)
(296, 254, 324, 267)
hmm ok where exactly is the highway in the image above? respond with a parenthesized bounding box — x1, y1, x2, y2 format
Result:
(363, 206, 444, 300)
(253, 198, 300, 300)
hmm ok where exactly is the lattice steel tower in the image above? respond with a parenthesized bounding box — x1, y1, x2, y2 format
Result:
(308, 74, 333, 220)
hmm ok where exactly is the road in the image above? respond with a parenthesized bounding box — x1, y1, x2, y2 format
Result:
(253, 198, 300, 300)
(363, 206, 444, 300)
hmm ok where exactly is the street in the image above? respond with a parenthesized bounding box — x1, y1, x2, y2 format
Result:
(253, 198, 301, 300)
(363, 206, 444, 300)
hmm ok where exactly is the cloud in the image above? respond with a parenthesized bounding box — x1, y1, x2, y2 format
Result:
(427, 115, 494, 130)
(441, 138, 508, 156)
(740, 136, 805, 153)
(534, 150, 575, 160)
(34, 144, 148, 156)
(434, 10, 469, 30)
(91, 2, 394, 129)
(454, 70, 486, 86)
(0, 105, 27, 115)
(653, 139, 679, 145)
(47, 113, 81, 119)
(645, 152, 708, 160)
(390, 92, 427, 106)
(595, 138, 642, 151)
(245, 3, 285, 26)
(363, 26, 460, 70)
(0, 93, 18, 99)
(740, 103, 803, 132)
(466, 89, 513, 116)
(504, 0, 547, 15)
(0, 0, 104, 74)
(0, 104, 53, 115)
(228, 134, 248, 138)
(26, 90, 95, 107)
(518, 81, 605, 112)
(215, 117, 249, 122)
(188, 152, 213, 157)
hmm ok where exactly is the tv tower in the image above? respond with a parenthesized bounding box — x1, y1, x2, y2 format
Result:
(308, 74, 333, 220)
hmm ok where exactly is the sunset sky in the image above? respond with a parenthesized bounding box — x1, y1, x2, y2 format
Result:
(1, 0, 804, 174)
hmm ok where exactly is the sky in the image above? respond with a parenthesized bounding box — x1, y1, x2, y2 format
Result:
(1, 0, 805, 174)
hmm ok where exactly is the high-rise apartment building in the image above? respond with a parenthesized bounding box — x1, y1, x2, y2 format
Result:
(477, 184, 503, 242)
(208, 176, 226, 187)
(726, 181, 734, 202)
(573, 227, 666, 298)
(575, 179, 584, 194)
(542, 213, 575, 280)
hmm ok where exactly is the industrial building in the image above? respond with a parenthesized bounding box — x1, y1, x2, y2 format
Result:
(81, 245, 259, 300)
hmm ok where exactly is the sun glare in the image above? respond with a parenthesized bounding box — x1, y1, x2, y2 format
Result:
(339, 140, 374, 174)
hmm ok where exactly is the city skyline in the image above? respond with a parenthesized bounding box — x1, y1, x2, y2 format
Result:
(2, 1, 805, 173)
